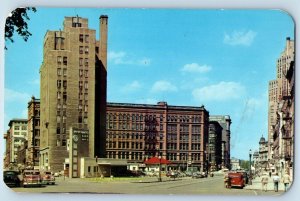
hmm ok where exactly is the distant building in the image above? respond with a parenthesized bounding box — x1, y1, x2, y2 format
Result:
(106, 101, 210, 172)
(258, 135, 268, 170)
(209, 115, 231, 169)
(7, 119, 28, 164)
(230, 157, 240, 170)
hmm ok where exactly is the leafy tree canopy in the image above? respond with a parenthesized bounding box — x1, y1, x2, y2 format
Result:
(5, 7, 36, 45)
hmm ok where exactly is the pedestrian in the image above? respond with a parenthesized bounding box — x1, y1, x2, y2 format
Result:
(269, 172, 271, 178)
(282, 172, 291, 192)
(261, 173, 269, 192)
(272, 173, 280, 192)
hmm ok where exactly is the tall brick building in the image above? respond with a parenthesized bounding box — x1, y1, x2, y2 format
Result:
(106, 102, 210, 171)
(39, 16, 108, 172)
(268, 37, 295, 175)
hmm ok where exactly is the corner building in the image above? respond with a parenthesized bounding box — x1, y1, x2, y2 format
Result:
(106, 102, 209, 171)
(40, 16, 108, 172)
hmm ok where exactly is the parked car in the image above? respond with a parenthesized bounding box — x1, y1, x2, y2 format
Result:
(41, 171, 55, 185)
(3, 170, 23, 187)
(23, 170, 42, 187)
(192, 172, 204, 179)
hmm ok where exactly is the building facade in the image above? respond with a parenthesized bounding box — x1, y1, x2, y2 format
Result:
(209, 115, 231, 169)
(208, 121, 223, 171)
(258, 136, 268, 171)
(39, 16, 108, 172)
(268, 37, 295, 176)
(106, 102, 210, 172)
(230, 157, 240, 171)
(26, 96, 41, 168)
(7, 119, 28, 164)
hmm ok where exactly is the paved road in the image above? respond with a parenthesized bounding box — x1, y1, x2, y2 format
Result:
(11, 175, 283, 196)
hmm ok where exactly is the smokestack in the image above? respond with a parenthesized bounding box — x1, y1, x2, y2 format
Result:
(99, 15, 108, 70)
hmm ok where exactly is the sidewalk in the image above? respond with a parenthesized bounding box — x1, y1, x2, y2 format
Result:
(244, 176, 286, 192)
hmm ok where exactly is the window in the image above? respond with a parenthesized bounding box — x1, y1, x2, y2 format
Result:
(63, 80, 67, 89)
(84, 70, 88, 78)
(63, 92, 67, 103)
(57, 80, 61, 88)
(57, 56, 62, 64)
(78, 116, 82, 123)
(85, 46, 89, 54)
(57, 116, 61, 123)
(85, 35, 89, 43)
(84, 81, 88, 89)
(57, 68, 62, 76)
(84, 58, 88, 67)
(63, 57, 67, 65)
(79, 58, 83, 66)
(79, 34, 83, 42)
(63, 69, 67, 77)
(79, 46, 83, 54)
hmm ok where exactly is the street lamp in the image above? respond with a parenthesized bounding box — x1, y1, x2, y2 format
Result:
(157, 145, 162, 182)
(249, 149, 252, 185)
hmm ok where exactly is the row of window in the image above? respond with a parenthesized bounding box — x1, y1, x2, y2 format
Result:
(104, 152, 203, 161)
(79, 34, 89, 43)
(79, 46, 89, 54)
(57, 68, 67, 77)
(14, 126, 27, 130)
(57, 56, 68, 66)
(107, 113, 203, 123)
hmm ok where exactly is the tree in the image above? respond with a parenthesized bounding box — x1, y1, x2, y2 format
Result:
(5, 7, 36, 47)
(240, 160, 250, 170)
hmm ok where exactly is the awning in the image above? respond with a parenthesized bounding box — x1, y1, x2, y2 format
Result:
(144, 157, 171, 165)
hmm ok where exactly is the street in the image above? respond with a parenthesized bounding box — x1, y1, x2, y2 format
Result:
(11, 175, 282, 196)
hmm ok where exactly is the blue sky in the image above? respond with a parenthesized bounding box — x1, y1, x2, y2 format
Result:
(4, 8, 294, 160)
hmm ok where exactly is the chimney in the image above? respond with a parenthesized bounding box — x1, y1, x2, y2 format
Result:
(99, 15, 108, 70)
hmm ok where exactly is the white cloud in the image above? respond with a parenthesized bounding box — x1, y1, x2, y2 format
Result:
(224, 30, 257, 46)
(192, 81, 246, 101)
(108, 51, 151, 66)
(5, 88, 31, 102)
(151, 80, 177, 93)
(122, 80, 142, 92)
(181, 63, 211, 73)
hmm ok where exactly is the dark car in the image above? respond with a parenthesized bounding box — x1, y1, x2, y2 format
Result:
(3, 170, 22, 187)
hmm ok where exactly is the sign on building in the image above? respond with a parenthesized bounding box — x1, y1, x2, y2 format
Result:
(69, 128, 89, 178)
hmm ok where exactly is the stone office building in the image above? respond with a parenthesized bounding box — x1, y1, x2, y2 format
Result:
(106, 102, 210, 172)
(39, 15, 108, 172)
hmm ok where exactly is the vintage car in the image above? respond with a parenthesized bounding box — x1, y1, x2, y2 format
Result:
(3, 170, 23, 187)
(41, 171, 55, 185)
(227, 172, 245, 188)
(23, 170, 42, 187)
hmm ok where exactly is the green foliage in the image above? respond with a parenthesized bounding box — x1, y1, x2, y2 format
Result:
(240, 160, 250, 170)
(5, 7, 37, 45)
